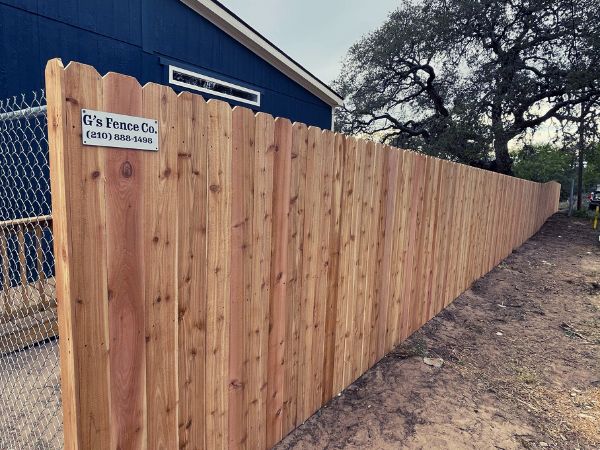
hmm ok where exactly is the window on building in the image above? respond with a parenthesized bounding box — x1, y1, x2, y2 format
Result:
(168, 65, 261, 107)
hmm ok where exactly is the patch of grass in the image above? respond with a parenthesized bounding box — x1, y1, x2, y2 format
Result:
(562, 326, 584, 340)
(515, 366, 539, 385)
(580, 318, 600, 344)
(396, 337, 429, 358)
(572, 209, 594, 219)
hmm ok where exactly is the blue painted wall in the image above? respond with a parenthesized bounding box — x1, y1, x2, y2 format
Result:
(0, 0, 333, 286)
(0, 0, 333, 128)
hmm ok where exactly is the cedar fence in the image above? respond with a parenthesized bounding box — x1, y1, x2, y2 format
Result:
(46, 59, 560, 450)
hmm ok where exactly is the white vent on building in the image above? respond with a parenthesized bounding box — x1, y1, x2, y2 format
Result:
(168, 65, 261, 107)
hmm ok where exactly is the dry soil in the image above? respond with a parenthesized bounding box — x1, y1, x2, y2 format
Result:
(275, 212, 600, 450)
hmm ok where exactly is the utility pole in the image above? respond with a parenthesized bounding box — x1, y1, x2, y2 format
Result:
(577, 108, 585, 210)
(576, 101, 593, 211)
(569, 178, 574, 216)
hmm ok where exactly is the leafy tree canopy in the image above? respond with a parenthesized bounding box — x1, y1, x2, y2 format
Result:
(335, 0, 600, 174)
(513, 144, 573, 198)
(512, 143, 600, 199)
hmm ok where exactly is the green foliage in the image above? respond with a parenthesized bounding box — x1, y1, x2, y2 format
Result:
(512, 144, 600, 200)
(513, 145, 573, 198)
(584, 143, 600, 191)
(572, 209, 593, 218)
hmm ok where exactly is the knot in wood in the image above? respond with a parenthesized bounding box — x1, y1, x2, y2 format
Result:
(121, 161, 133, 178)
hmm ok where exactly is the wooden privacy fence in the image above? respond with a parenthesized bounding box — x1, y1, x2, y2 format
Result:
(46, 59, 560, 450)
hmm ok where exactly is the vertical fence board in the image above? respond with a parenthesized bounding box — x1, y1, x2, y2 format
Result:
(299, 127, 324, 417)
(283, 122, 308, 433)
(178, 93, 208, 450)
(365, 143, 385, 368)
(357, 141, 373, 374)
(375, 147, 393, 354)
(295, 124, 315, 420)
(457, 165, 472, 296)
(390, 149, 409, 346)
(102, 72, 146, 450)
(245, 113, 275, 450)
(448, 164, 464, 300)
(441, 162, 459, 308)
(411, 156, 432, 334)
(332, 136, 356, 395)
(205, 99, 232, 450)
(400, 152, 423, 341)
(266, 117, 292, 448)
(376, 146, 397, 359)
(322, 132, 345, 403)
(47, 60, 111, 450)
(357, 141, 376, 376)
(425, 158, 442, 321)
(311, 130, 334, 411)
(433, 161, 449, 311)
(141, 83, 180, 450)
(228, 106, 255, 450)
(346, 138, 367, 384)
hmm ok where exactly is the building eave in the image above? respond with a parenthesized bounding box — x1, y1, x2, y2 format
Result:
(179, 0, 344, 108)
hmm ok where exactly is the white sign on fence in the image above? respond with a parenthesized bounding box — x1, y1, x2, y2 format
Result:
(81, 109, 159, 151)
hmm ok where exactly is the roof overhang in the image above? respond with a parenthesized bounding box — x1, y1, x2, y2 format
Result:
(180, 0, 344, 107)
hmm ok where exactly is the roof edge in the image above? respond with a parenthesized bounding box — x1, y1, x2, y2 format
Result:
(179, 0, 344, 107)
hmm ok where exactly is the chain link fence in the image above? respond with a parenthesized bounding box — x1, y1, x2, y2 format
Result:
(0, 91, 62, 449)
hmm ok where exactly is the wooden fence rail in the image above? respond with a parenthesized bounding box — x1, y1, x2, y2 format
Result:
(0, 214, 57, 353)
(46, 59, 560, 450)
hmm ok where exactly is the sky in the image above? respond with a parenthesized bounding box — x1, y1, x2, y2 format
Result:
(221, 0, 400, 86)
(218, 1, 561, 148)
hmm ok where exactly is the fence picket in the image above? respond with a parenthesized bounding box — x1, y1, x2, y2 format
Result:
(266, 117, 292, 447)
(228, 106, 254, 450)
(282, 122, 308, 433)
(178, 92, 208, 449)
(322, 132, 345, 403)
(47, 60, 112, 450)
(332, 136, 356, 395)
(102, 71, 147, 450)
(205, 99, 232, 450)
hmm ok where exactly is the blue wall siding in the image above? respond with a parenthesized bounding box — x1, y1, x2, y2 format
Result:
(0, 0, 332, 128)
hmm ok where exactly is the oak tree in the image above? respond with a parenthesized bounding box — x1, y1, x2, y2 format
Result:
(335, 0, 600, 174)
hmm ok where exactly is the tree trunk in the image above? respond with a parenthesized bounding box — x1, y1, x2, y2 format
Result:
(494, 137, 513, 175)
(491, 98, 513, 175)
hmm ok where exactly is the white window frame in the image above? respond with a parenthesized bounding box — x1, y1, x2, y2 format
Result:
(168, 65, 261, 107)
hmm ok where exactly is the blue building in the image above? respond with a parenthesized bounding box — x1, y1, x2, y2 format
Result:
(0, 0, 343, 129)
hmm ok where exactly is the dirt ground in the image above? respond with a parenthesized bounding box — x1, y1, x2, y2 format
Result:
(0, 339, 62, 450)
(275, 212, 600, 450)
